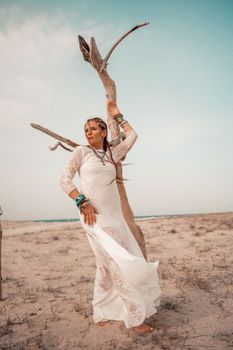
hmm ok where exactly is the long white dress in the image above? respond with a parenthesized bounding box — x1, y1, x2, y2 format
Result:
(60, 129, 161, 328)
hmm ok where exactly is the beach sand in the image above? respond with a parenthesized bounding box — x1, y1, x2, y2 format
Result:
(0, 212, 233, 349)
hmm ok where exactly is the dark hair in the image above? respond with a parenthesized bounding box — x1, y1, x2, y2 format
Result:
(85, 117, 124, 184)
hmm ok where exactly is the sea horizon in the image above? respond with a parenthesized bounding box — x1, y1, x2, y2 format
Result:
(30, 211, 232, 223)
(1, 211, 232, 223)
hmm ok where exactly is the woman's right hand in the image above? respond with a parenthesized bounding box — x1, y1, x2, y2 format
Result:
(80, 203, 98, 226)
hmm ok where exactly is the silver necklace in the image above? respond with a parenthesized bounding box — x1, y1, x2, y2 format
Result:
(92, 148, 107, 166)
(90, 147, 113, 166)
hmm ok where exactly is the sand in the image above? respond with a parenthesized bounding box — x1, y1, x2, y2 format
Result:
(0, 212, 233, 350)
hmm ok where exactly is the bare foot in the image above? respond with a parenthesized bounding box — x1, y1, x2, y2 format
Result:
(97, 320, 111, 326)
(131, 324, 154, 334)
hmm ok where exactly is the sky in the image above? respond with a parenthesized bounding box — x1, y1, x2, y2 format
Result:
(0, 0, 233, 220)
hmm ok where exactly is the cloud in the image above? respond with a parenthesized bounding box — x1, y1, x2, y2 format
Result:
(0, 7, 77, 69)
(0, 5, 78, 129)
(0, 76, 53, 129)
(0, 4, 116, 70)
(0, 4, 118, 130)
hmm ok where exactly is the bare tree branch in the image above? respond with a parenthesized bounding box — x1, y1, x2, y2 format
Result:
(31, 123, 79, 148)
(31, 123, 125, 151)
(49, 142, 73, 152)
(100, 22, 149, 72)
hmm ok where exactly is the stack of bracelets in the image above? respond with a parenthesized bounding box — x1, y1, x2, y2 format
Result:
(114, 113, 128, 128)
(74, 194, 90, 210)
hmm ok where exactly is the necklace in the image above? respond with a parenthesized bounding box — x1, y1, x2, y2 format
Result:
(92, 148, 107, 166)
(90, 147, 113, 166)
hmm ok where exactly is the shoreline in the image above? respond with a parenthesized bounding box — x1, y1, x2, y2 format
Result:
(1, 210, 232, 224)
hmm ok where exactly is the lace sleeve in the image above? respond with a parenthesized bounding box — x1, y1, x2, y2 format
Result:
(111, 129, 138, 163)
(59, 146, 83, 195)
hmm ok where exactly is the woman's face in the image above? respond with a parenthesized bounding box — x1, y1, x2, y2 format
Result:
(84, 120, 106, 149)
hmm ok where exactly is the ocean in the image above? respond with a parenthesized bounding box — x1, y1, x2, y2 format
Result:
(32, 214, 197, 223)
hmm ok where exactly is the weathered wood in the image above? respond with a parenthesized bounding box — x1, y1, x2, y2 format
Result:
(100, 22, 149, 72)
(31, 123, 125, 150)
(31, 123, 79, 148)
(49, 142, 73, 152)
(78, 35, 91, 63)
(78, 24, 148, 259)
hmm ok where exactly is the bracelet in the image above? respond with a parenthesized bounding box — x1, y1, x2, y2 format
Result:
(113, 113, 128, 128)
(80, 199, 91, 209)
(114, 114, 125, 124)
(120, 120, 128, 128)
(113, 113, 123, 120)
(74, 194, 86, 207)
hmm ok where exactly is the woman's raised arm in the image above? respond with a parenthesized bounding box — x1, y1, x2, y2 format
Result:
(107, 101, 138, 163)
(111, 128, 138, 163)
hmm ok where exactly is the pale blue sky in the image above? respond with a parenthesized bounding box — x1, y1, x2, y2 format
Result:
(0, 0, 233, 220)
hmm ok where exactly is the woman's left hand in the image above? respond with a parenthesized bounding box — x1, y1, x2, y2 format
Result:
(107, 101, 121, 118)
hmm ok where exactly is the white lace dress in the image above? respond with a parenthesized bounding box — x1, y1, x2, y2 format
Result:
(60, 129, 161, 328)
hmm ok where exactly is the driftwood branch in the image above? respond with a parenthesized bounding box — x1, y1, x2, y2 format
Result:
(31, 123, 125, 151)
(100, 22, 149, 72)
(31, 123, 79, 149)
(49, 142, 73, 152)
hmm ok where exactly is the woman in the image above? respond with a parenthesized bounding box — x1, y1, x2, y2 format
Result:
(60, 102, 160, 333)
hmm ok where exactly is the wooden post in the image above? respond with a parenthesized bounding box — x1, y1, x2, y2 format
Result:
(0, 205, 2, 300)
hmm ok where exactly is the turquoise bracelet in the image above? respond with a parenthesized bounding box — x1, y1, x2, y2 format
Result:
(114, 113, 124, 122)
(116, 116, 124, 123)
(74, 194, 85, 207)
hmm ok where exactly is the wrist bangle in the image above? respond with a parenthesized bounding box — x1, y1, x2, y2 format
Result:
(120, 120, 128, 128)
(74, 194, 86, 207)
(114, 114, 125, 124)
(80, 199, 90, 209)
(114, 113, 123, 120)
